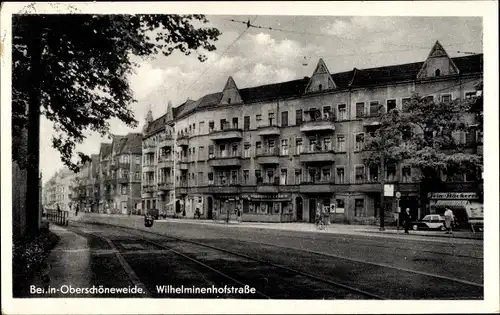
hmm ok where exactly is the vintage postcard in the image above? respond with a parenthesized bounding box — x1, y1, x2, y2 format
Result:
(1, 1, 498, 314)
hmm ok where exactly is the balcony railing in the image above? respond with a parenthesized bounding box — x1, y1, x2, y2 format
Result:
(142, 184, 155, 193)
(158, 181, 173, 191)
(177, 135, 189, 147)
(255, 147, 280, 164)
(299, 146, 335, 163)
(209, 125, 243, 141)
(300, 115, 336, 133)
(299, 179, 334, 193)
(208, 153, 242, 167)
(257, 123, 280, 136)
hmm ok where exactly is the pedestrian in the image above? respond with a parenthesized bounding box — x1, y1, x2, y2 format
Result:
(444, 207, 454, 234)
(237, 207, 242, 223)
(75, 205, 79, 217)
(403, 208, 411, 234)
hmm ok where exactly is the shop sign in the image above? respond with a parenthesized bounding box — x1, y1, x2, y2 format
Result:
(428, 192, 478, 199)
(384, 184, 394, 197)
(242, 193, 292, 200)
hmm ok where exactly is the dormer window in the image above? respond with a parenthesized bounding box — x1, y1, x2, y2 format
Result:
(318, 84, 323, 91)
(435, 69, 441, 77)
(228, 98, 232, 104)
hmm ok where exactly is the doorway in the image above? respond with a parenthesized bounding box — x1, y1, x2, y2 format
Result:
(296, 197, 303, 221)
(309, 198, 316, 223)
(207, 197, 213, 219)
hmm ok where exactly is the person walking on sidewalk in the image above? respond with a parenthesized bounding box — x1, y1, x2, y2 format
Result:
(444, 207, 454, 234)
(403, 208, 411, 234)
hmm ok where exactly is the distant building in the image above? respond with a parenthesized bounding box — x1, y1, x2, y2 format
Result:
(42, 168, 75, 211)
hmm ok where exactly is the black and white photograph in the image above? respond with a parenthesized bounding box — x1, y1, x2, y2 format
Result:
(1, 2, 498, 314)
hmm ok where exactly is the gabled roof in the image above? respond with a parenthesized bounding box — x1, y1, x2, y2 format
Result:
(99, 143, 112, 159)
(122, 133, 143, 154)
(144, 113, 168, 137)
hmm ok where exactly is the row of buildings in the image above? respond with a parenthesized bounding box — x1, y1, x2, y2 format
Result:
(47, 41, 483, 225)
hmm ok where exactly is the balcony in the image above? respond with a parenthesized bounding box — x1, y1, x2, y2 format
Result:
(257, 124, 280, 137)
(300, 117, 335, 133)
(142, 164, 155, 173)
(158, 182, 173, 191)
(158, 135, 173, 147)
(255, 148, 280, 165)
(142, 185, 155, 193)
(117, 176, 129, 184)
(256, 183, 280, 194)
(299, 147, 335, 163)
(209, 127, 242, 141)
(208, 155, 242, 168)
(142, 144, 156, 154)
(178, 158, 189, 170)
(158, 159, 174, 169)
(118, 162, 130, 170)
(300, 180, 334, 193)
(176, 135, 189, 147)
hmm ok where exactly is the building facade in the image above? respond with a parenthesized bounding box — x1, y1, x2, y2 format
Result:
(143, 41, 482, 224)
(71, 133, 143, 214)
(43, 168, 75, 211)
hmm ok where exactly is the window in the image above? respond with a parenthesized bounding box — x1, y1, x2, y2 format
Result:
(199, 121, 204, 133)
(424, 95, 434, 103)
(244, 116, 250, 130)
(295, 169, 302, 184)
(198, 172, 203, 185)
(231, 143, 238, 157)
(402, 166, 412, 182)
(192, 147, 196, 156)
(323, 137, 331, 151)
(256, 141, 262, 155)
(281, 111, 288, 126)
(280, 169, 287, 185)
(232, 117, 238, 129)
(196, 146, 203, 160)
(255, 170, 262, 184)
(135, 172, 140, 181)
(309, 138, 317, 152)
(135, 156, 141, 165)
(244, 143, 251, 158)
(369, 165, 379, 182)
(322, 168, 331, 182)
(355, 133, 365, 151)
(435, 69, 440, 77)
(268, 139, 275, 153)
(209, 121, 214, 132)
(243, 170, 249, 184)
(266, 169, 275, 183)
(441, 94, 452, 103)
(336, 135, 345, 152)
(336, 167, 345, 184)
(281, 139, 288, 155)
(208, 145, 214, 159)
(256, 114, 262, 122)
(402, 98, 411, 112)
(231, 170, 238, 184)
(336, 199, 345, 211)
(268, 112, 275, 126)
(465, 129, 477, 147)
(323, 106, 332, 119)
(356, 102, 365, 118)
(121, 184, 128, 195)
(220, 119, 227, 130)
(465, 91, 476, 99)
(208, 172, 214, 185)
(369, 101, 381, 116)
(318, 84, 323, 91)
(227, 97, 232, 104)
(337, 104, 347, 120)
(386, 164, 396, 181)
(355, 199, 365, 217)
(355, 166, 365, 183)
(192, 123, 196, 134)
(219, 144, 227, 157)
(295, 138, 303, 155)
(387, 99, 396, 112)
(296, 109, 303, 125)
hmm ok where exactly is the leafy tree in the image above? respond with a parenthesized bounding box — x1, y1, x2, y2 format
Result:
(363, 89, 483, 185)
(12, 14, 221, 172)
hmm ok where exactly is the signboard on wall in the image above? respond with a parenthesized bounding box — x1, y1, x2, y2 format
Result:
(428, 192, 478, 199)
(384, 184, 394, 197)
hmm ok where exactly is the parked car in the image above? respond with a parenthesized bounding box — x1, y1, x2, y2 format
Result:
(146, 208, 159, 220)
(411, 214, 458, 231)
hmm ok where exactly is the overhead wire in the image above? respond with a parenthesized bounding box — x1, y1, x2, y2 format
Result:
(180, 15, 259, 99)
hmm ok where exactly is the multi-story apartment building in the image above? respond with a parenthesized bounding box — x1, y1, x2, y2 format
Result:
(43, 168, 75, 211)
(141, 104, 176, 216)
(142, 41, 483, 224)
(71, 133, 143, 214)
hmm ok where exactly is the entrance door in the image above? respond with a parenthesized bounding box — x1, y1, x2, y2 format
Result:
(121, 201, 127, 215)
(309, 198, 316, 223)
(296, 197, 303, 221)
(207, 197, 213, 219)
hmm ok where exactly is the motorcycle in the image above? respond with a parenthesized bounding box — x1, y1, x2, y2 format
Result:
(144, 214, 154, 228)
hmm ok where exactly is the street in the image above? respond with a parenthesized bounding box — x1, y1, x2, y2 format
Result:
(25, 218, 483, 300)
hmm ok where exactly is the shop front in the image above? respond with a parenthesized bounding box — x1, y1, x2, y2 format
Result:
(241, 193, 293, 222)
(428, 192, 483, 228)
(304, 194, 333, 224)
(212, 194, 241, 221)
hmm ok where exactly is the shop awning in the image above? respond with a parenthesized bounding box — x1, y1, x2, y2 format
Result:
(435, 200, 468, 210)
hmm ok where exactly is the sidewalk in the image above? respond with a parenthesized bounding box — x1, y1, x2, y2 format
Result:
(155, 217, 484, 241)
(31, 224, 93, 296)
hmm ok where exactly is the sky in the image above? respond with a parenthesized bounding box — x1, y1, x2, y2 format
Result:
(39, 15, 483, 184)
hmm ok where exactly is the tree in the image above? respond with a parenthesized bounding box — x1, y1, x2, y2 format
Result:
(12, 14, 221, 172)
(363, 89, 483, 190)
